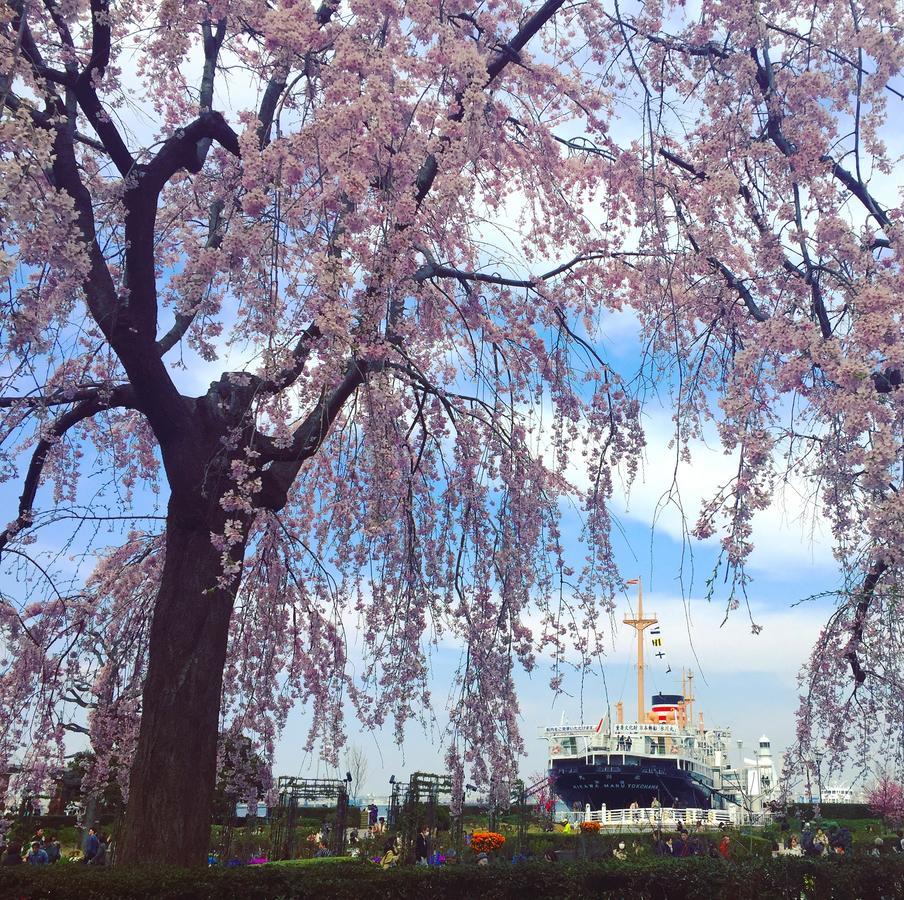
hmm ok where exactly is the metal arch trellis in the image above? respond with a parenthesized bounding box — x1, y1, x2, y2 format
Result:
(515, 776, 555, 853)
(268, 776, 350, 860)
(387, 771, 455, 861)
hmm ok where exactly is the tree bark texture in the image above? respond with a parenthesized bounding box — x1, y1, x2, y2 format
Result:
(117, 505, 244, 866)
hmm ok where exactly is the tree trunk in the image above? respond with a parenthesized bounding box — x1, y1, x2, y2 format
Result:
(117, 507, 243, 866)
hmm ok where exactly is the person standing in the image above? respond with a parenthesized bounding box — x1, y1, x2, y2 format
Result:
(88, 834, 108, 866)
(415, 825, 430, 865)
(83, 827, 100, 863)
(719, 834, 730, 859)
(43, 835, 61, 864)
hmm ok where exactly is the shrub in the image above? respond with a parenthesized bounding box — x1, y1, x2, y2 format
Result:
(579, 822, 601, 833)
(0, 856, 902, 899)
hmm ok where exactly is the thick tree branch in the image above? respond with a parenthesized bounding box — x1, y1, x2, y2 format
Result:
(73, 0, 135, 175)
(125, 112, 240, 345)
(257, 67, 289, 149)
(671, 202, 770, 322)
(257, 324, 323, 394)
(258, 360, 369, 508)
(194, 19, 228, 169)
(820, 155, 892, 232)
(157, 23, 232, 355)
(0, 385, 130, 409)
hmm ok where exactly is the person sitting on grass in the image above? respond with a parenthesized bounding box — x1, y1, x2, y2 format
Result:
(380, 838, 399, 868)
(314, 841, 331, 858)
(612, 841, 627, 860)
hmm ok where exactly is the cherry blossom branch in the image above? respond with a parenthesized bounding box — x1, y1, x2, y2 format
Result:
(0, 385, 130, 408)
(750, 45, 893, 235)
(820, 156, 892, 232)
(0, 386, 137, 558)
(258, 360, 370, 507)
(605, 11, 729, 60)
(413, 0, 567, 205)
(845, 560, 888, 685)
(414, 250, 616, 290)
(671, 201, 770, 322)
(73, 0, 135, 176)
(764, 22, 904, 101)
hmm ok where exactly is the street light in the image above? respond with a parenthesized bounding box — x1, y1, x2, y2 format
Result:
(813, 752, 824, 808)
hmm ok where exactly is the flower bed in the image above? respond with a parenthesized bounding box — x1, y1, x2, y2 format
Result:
(470, 831, 506, 854)
(579, 822, 601, 833)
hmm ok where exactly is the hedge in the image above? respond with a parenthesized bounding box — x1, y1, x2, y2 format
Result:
(793, 803, 875, 821)
(1, 857, 903, 899)
(524, 829, 775, 860)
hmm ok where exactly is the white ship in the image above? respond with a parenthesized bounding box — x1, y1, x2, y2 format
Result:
(541, 580, 776, 814)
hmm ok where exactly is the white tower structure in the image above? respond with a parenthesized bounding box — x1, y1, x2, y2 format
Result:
(743, 735, 777, 812)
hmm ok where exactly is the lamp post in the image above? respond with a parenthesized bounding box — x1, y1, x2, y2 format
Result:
(813, 752, 824, 818)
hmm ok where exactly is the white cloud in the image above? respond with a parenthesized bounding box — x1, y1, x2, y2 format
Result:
(610, 406, 836, 574)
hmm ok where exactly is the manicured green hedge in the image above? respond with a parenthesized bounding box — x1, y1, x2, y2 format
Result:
(1, 857, 903, 899)
(524, 828, 775, 860)
(794, 803, 874, 820)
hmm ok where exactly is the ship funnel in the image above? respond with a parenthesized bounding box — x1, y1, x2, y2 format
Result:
(650, 693, 684, 723)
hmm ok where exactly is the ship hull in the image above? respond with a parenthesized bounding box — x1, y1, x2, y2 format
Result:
(551, 761, 717, 810)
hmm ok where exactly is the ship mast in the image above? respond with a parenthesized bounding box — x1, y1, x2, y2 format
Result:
(623, 578, 658, 723)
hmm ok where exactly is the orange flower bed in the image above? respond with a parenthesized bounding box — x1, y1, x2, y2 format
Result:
(579, 821, 601, 833)
(470, 831, 506, 854)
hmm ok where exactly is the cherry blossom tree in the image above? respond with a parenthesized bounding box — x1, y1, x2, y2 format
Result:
(867, 775, 904, 825)
(595, 3, 904, 775)
(0, 0, 641, 865)
(0, 0, 901, 868)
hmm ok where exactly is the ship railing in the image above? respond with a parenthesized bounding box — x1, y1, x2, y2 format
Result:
(558, 806, 756, 829)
